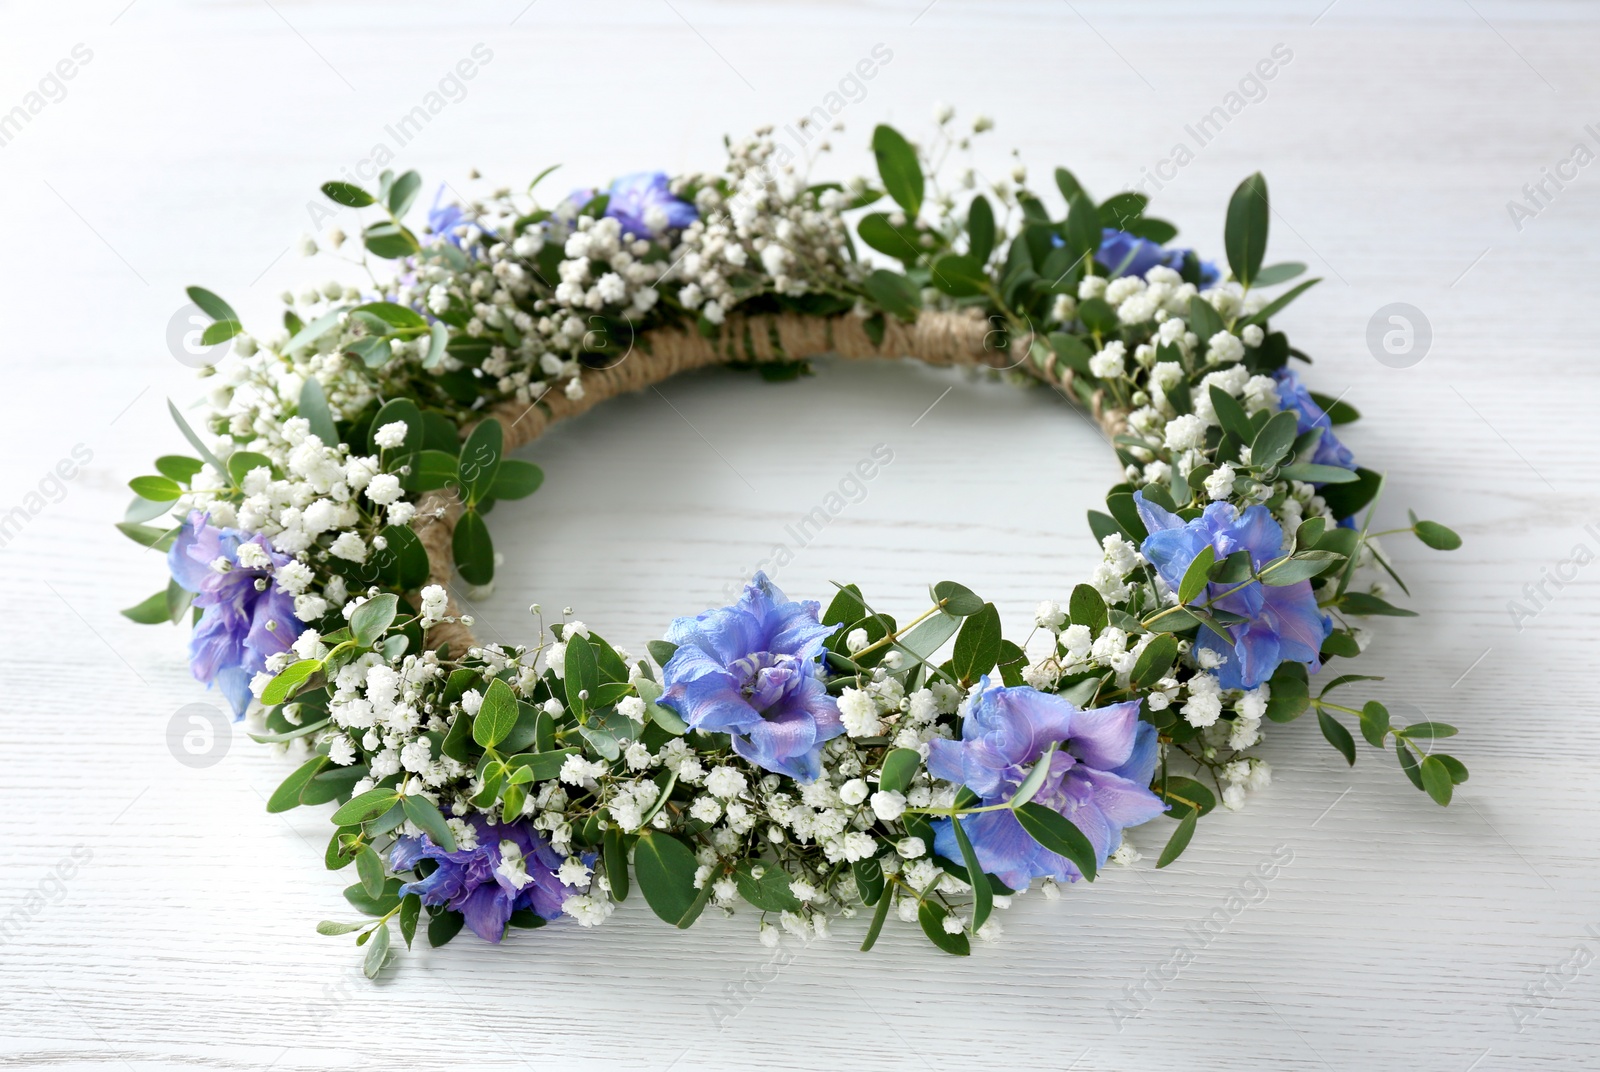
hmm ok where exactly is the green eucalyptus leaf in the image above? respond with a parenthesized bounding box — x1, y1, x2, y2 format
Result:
(917, 900, 970, 956)
(1420, 755, 1454, 806)
(951, 818, 993, 932)
(872, 124, 924, 217)
(401, 793, 458, 850)
(634, 832, 705, 928)
(322, 181, 375, 207)
(452, 509, 494, 585)
(297, 377, 339, 446)
(879, 748, 920, 794)
(1013, 802, 1097, 881)
(473, 678, 519, 748)
(1156, 810, 1198, 868)
(350, 593, 399, 647)
(1318, 711, 1357, 766)
(458, 419, 504, 506)
(1224, 172, 1269, 287)
(950, 603, 1002, 684)
(1413, 520, 1462, 551)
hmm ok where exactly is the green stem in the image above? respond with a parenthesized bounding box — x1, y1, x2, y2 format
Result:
(847, 600, 949, 662)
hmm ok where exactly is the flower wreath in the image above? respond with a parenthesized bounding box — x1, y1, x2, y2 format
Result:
(121, 112, 1465, 976)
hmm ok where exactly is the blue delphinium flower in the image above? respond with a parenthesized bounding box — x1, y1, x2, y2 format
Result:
(1097, 229, 1221, 287)
(167, 510, 300, 719)
(599, 171, 697, 239)
(1134, 492, 1331, 690)
(1273, 367, 1356, 471)
(659, 573, 842, 781)
(426, 184, 468, 244)
(425, 184, 498, 247)
(390, 816, 572, 943)
(926, 681, 1165, 890)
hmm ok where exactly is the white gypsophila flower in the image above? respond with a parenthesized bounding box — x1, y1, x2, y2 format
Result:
(1089, 340, 1126, 379)
(1148, 360, 1184, 396)
(327, 734, 357, 766)
(292, 627, 324, 660)
(1205, 463, 1237, 501)
(1243, 374, 1279, 415)
(870, 790, 907, 821)
(689, 797, 723, 824)
(1207, 331, 1245, 364)
(1229, 718, 1262, 751)
(329, 531, 367, 563)
(562, 894, 613, 927)
(419, 584, 449, 623)
(560, 754, 606, 788)
(557, 856, 593, 887)
(365, 473, 402, 505)
(1102, 533, 1141, 575)
(1163, 413, 1207, 452)
(837, 688, 881, 738)
(1182, 673, 1223, 728)
(447, 817, 478, 851)
(373, 421, 409, 449)
(1035, 600, 1066, 632)
(495, 842, 533, 889)
(1238, 684, 1270, 721)
(838, 778, 869, 806)
(1110, 841, 1141, 866)
(274, 561, 314, 595)
(704, 766, 747, 799)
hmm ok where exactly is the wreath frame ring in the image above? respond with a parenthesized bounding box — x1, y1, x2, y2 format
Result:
(121, 116, 1464, 973)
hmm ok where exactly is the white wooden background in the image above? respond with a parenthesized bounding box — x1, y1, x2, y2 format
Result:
(2, 0, 1597, 1068)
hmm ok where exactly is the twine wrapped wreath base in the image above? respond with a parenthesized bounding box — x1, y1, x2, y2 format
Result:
(121, 118, 1463, 974)
(414, 309, 1129, 656)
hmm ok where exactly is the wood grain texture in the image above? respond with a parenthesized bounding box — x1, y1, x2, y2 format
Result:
(1, 1, 1597, 1068)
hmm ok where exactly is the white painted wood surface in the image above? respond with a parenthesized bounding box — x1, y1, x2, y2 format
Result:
(2, 1, 1597, 1067)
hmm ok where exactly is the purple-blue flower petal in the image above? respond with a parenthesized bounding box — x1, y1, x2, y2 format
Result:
(659, 572, 841, 781)
(1062, 698, 1142, 771)
(604, 171, 697, 239)
(392, 817, 573, 944)
(1273, 368, 1356, 472)
(928, 680, 1165, 888)
(166, 513, 302, 719)
(1135, 492, 1330, 690)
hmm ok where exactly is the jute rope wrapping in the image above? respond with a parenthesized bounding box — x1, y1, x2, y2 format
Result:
(411, 308, 1128, 654)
